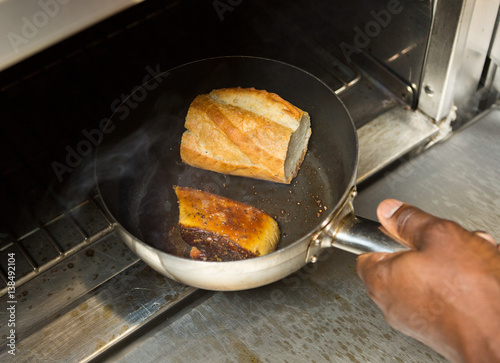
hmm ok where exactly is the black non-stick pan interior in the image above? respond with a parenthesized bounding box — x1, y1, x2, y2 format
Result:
(96, 57, 358, 258)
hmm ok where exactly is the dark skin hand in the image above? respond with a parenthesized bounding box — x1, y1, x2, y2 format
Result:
(356, 199, 500, 363)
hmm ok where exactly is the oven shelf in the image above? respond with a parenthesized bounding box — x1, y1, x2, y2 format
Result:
(0, 195, 114, 296)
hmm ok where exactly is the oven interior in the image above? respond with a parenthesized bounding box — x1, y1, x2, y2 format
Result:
(0, 0, 499, 361)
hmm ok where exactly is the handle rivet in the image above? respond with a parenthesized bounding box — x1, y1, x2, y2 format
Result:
(310, 255, 318, 263)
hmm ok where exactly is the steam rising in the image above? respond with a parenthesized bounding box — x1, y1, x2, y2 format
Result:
(57, 112, 184, 213)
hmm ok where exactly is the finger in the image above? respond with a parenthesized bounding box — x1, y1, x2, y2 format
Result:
(473, 231, 498, 246)
(356, 252, 391, 280)
(376, 199, 450, 250)
(356, 252, 393, 300)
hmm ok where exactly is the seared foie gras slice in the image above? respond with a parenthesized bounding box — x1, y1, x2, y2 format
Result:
(174, 186, 279, 261)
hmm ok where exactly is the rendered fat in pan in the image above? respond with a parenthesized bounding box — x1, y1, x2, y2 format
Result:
(95, 56, 406, 291)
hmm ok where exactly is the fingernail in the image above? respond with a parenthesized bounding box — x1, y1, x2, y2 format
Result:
(379, 199, 404, 219)
(474, 231, 497, 245)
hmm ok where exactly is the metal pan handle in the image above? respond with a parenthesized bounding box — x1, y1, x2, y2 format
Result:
(332, 215, 409, 255)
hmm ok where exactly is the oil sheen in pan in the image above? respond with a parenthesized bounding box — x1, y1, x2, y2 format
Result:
(136, 139, 338, 259)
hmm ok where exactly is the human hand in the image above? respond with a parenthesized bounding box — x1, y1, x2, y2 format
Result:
(356, 199, 500, 363)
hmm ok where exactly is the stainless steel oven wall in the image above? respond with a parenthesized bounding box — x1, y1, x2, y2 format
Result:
(419, 0, 500, 124)
(453, 0, 500, 125)
(329, 0, 500, 127)
(321, 0, 432, 106)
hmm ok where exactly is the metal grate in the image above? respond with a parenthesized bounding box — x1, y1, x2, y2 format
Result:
(0, 194, 114, 296)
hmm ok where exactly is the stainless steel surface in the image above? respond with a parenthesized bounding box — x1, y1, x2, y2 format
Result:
(355, 52, 416, 107)
(338, 69, 401, 128)
(453, 0, 500, 124)
(354, 105, 500, 240)
(418, 0, 468, 121)
(0, 196, 113, 295)
(489, 8, 500, 67)
(105, 248, 445, 363)
(120, 223, 313, 292)
(418, 0, 481, 122)
(0, 0, 144, 71)
(357, 105, 439, 183)
(333, 215, 408, 255)
(0, 230, 196, 362)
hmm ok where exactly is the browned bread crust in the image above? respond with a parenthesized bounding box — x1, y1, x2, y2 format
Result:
(180, 87, 311, 184)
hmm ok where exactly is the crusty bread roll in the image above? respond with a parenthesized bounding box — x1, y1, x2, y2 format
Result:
(180, 87, 311, 184)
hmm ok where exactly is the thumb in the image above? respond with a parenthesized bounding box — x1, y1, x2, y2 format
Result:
(376, 199, 447, 250)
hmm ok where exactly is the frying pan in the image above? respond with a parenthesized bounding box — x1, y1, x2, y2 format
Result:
(95, 56, 405, 291)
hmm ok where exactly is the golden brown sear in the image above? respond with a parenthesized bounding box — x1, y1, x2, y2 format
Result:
(175, 186, 280, 261)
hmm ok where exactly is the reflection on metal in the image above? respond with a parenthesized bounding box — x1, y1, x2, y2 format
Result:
(334, 70, 361, 95)
(355, 52, 416, 107)
(357, 106, 439, 183)
(305, 190, 356, 263)
(386, 43, 418, 63)
(332, 215, 408, 254)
